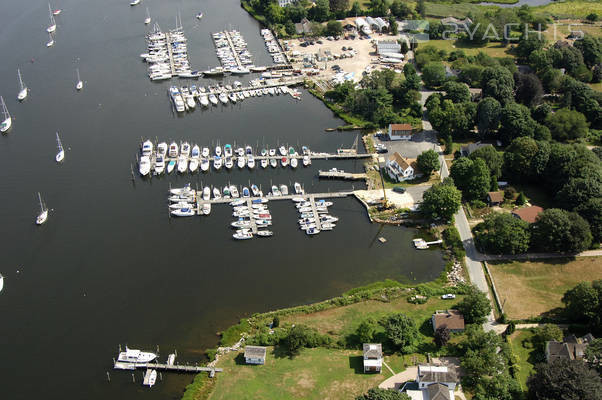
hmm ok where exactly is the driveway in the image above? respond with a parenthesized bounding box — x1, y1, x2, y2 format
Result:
(373, 131, 439, 159)
(355, 186, 428, 210)
(379, 366, 417, 390)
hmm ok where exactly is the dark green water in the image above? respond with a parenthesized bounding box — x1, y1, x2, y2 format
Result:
(0, 0, 443, 398)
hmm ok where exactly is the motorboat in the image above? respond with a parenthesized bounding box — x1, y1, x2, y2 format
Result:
(270, 158, 277, 168)
(17, 69, 28, 101)
(202, 203, 211, 215)
(255, 219, 272, 226)
(218, 93, 228, 104)
(117, 347, 157, 364)
(306, 227, 321, 235)
(230, 186, 240, 198)
(196, 12, 203, 19)
(279, 146, 287, 156)
(260, 148, 267, 157)
(55, 132, 65, 162)
(230, 199, 245, 207)
(231, 220, 251, 228)
(181, 142, 191, 157)
(250, 184, 260, 197)
(228, 93, 237, 103)
(281, 157, 288, 167)
(167, 160, 176, 173)
(169, 87, 185, 112)
(255, 230, 273, 237)
(290, 157, 298, 168)
(171, 207, 195, 217)
(75, 68, 83, 90)
(168, 194, 193, 203)
(144, 7, 151, 24)
(236, 147, 244, 157)
(177, 155, 188, 173)
(144, 369, 157, 387)
(247, 155, 255, 169)
(213, 155, 222, 170)
(209, 93, 218, 105)
(201, 147, 210, 158)
(141, 140, 153, 156)
(299, 223, 317, 230)
(202, 187, 211, 201)
(260, 159, 268, 168)
(233, 231, 253, 240)
(157, 142, 168, 156)
(154, 155, 165, 174)
(271, 185, 280, 196)
(199, 94, 209, 107)
(280, 184, 289, 196)
(139, 156, 151, 176)
(224, 157, 233, 169)
(242, 187, 250, 198)
(215, 145, 222, 157)
(212, 187, 221, 200)
(1, 96, 12, 133)
(237, 156, 245, 169)
(292, 197, 306, 202)
(130, 0, 141, 5)
(200, 158, 210, 172)
(224, 144, 233, 157)
(169, 201, 194, 209)
(189, 157, 199, 172)
(0, 274, 3, 293)
(294, 182, 303, 194)
(46, 32, 54, 47)
(168, 142, 179, 157)
(251, 198, 268, 204)
(303, 154, 311, 166)
(47, 9, 57, 33)
(268, 148, 276, 157)
(315, 200, 333, 207)
(223, 186, 231, 199)
(35, 193, 48, 225)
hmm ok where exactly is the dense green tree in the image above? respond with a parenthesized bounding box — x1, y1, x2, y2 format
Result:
(420, 182, 462, 221)
(476, 97, 501, 137)
(368, 0, 388, 17)
(456, 285, 492, 324)
(383, 313, 419, 353)
(576, 197, 602, 242)
(481, 66, 515, 105)
(470, 145, 503, 179)
(329, 0, 348, 14)
(556, 178, 602, 210)
(422, 62, 447, 88)
(450, 157, 491, 201)
(281, 324, 330, 356)
(388, 16, 398, 35)
(516, 34, 546, 62)
(284, 20, 296, 35)
(287, 3, 308, 22)
(499, 102, 537, 144)
(356, 317, 378, 343)
(356, 388, 411, 400)
(584, 338, 602, 371)
(429, 99, 475, 140)
(528, 49, 552, 74)
(562, 280, 602, 328)
(460, 325, 508, 387)
(532, 324, 563, 352)
(458, 64, 484, 87)
(310, 0, 330, 22)
(325, 20, 343, 37)
(265, 3, 285, 24)
(272, 316, 280, 328)
(416, 149, 440, 177)
(503, 136, 539, 180)
(527, 358, 602, 400)
(390, 0, 412, 18)
(349, 1, 361, 17)
(545, 108, 589, 141)
(443, 81, 471, 103)
(530, 209, 593, 253)
(574, 35, 602, 68)
(416, 0, 426, 17)
(474, 212, 530, 254)
(515, 73, 544, 107)
(434, 326, 450, 348)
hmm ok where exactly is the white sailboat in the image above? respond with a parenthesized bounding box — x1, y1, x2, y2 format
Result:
(75, 68, 83, 90)
(17, 69, 28, 101)
(46, 32, 55, 47)
(144, 7, 151, 24)
(0, 96, 12, 133)
(55, 132, 64, 162)
(36, 193, 48, 225)
(130, 0, 141, 6)
(47, 4, 57, 33)
(0, 273, 4, 293)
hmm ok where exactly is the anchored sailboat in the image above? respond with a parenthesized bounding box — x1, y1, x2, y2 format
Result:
(0, 96, 12, 133)
(47, 4, 57, 33)
(55, 132, 64, 162)
(17, 69, 28, 101)
(36, 193, 48, 225)
(75, 68, 83, 90)
(46, 32, 54, 47)
(144, 7, 151, 24)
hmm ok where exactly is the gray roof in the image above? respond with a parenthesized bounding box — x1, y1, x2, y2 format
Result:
(418, 364, 457, 384)
(244, 346, 267, 359)
(546, 341, 588, 363)
(363, 343, 382, 358)
(427, 383, 451, 400)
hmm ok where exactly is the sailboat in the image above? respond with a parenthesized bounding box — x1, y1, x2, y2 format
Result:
(75, 68, 83, 90)
(196, 12, 203, 19)
(0, 273, 4, 293)
(55, 132, 64, 162)
(144, 7, 151, 24)
(17, 69, 28, 101)
(130, 0, 141, 6)
(46, 32, 54, 47)
(47, 4, 57, 33)
(0, 96, 12, 133)
(36, 193, 48, 225)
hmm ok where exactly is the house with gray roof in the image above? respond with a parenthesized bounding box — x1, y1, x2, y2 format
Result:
(545, 334, 595, 363)
(244, 345, 267, 365)
(401, 364, 458, 400)
(363, 343, 383, 373)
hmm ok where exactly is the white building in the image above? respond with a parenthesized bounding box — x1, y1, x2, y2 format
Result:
(278, 0, 296, 7)
(401, 364, 458, 400)
(386, 152, 416, 182)
(363, 343, 383, 373)
(387, 123, 414, 140)
(244, 346, 267, 365)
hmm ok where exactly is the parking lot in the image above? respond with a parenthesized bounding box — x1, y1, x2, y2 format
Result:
(373, 130, 439, 159)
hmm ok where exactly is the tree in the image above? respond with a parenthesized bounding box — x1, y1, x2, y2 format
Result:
(416, 149, 440, 177)
(281, 325, 329, 356)
(455, 285, 492, 324)
(470, 145, 503, 179)
(443, 81, 471, 103)
(476, 97, 501, 137)
(310, 0, 331, 22)
(357, 317, 378, 343)
(383, 313, 420, 353)
(562, 280, 602, 329)
(450, 157, 490, 201)
(368, 0, 388, 17)
(515, 73, 544, 107)
(422, 62, 446, 88)
(329, 0, 349, 14)
(532, 324, 563, 352)
(434, 326, 451, 347)
(388, 16, 398, 35)
(503, 136, 540, 181)
(530, 209, 593, 253)
(390, 0, 412, 18)
(545, 108, 589, 141)
(576, 197, 602, 242)
(325, 20, 343, 37)
(481, 66, 515, 105)
(573, 35, 602, 68)
(516, 192, 527, 205)
(527, 358, 602, 400)
(349, 1, 361, 17)
(586, 13, 599, 22)
(499, 102, 537, 144)
(417, 0, 426, 18)
(516, 34, 546, 62)
(555, 178, 602, 210)
(421, 182, 462, 221)
(356, 388, 411, 400)
(460, 325, 509, 387)
(584, 338, 602, 371)
(284, 20, 296, 36)
(474, 212, 530, 254)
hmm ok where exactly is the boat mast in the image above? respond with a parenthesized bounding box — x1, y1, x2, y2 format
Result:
(38, 192, 45, 212)
(18, 69, 24, 90)
(56, 132, 62, 150)
(1, 96, 9, 119)
(76, 68, 81, 82)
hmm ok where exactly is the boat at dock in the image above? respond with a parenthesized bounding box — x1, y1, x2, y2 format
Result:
(256, 230, 273, 237)
(250, 184, 260, 197)
(171, 207, 195, 217)
(169, 87, 186, 112)
(230, 186, 239, 198)
(290, 157, 298, 168)
(167, 160, 176, 173)
(247, 155, 255, 169)
(213, 155, 222, 170)
(116, 347, 157, 366)
(202, 203, 211, 215)
(168, 142, 179, 157)
(154, 156, 165, 174)
(200, 158, 210, 171)
(141, 140, 153, 156)
(139, 156, 151, 176)
(143, 369, 157, 387)
(169, 201, 194, 209)
(177, 155, 188, 173)
(233, 231, 253, 240)
(280, 185, 289, 195)
(0, 274, 3, 293)
(294, 182, 303, 194)
(202, 187, 211, 201)
(242, 187, 250, 198)
(167, 354, 176, 365)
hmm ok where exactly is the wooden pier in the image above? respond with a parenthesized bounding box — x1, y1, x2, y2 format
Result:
(246, 198, 259, 234)
(114, 361, 222, 374)
(195, 190, 353, 209)
(222, 31, 243, 68)
(307, 194, 323, 231)
(318, 170, 367, 180)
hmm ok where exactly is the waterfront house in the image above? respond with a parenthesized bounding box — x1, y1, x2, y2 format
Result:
(487, 191, 505, 206)
(363, 343, 383, 373)
(512, 206, 544, 224)
(431, 310, 465, 333)
(387, 123, 413, 140)
(386, 152, 417, 182)
(244, 346, 267, 365)
(401, 364, 458, 400)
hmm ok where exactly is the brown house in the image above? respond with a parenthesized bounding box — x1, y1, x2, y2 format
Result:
(431, 310, 465, 332)
(387, 123, 414, 140)
(487, 191, 504, 206)
(512, 206, 544, 223)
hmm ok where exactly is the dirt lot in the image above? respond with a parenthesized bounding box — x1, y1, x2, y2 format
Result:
(286, 32, 401, 82)
(488, 257, 602, 320)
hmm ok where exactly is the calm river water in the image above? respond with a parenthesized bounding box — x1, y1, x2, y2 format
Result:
(0, 0, 444, 398)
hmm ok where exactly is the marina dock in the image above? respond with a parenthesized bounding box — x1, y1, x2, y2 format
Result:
(223, 30, 243, 68)
(307, 194, 323, 231)
(318, 170, 367, 180)
(196, 190, 353, 207)
(114, 361, 222, 374)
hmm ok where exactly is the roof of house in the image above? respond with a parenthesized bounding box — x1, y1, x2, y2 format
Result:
(487, 191, 504, 203)
(389, 123, 413, 132)
(244, 346, 267, 358)
(427, 383, 452, 400)
(363, 343, 383, 358)
(432, 310, 465, 331)
(546, 341, 588, 363)
(418, 364, 458, 384)
(389, 152, 412, 171)
(512, 206, 544, 223)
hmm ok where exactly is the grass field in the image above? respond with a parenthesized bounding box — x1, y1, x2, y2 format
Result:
(590, 82, 602, 92)
(509, 330, 538, 391)
(534, 0, 602, 19)
(488, 257, 602, 320)
(424, 39, 513, 59)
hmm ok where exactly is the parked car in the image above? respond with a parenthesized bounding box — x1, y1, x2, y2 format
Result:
(392, 186, 406, 194)
(441, 294, 456, 299)
(342, 46, 347, 51)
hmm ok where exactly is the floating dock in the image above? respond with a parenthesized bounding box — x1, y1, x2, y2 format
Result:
(196, 190, 353, 207)
(318, 170, 367, 180)
(114, 361, 222, 374)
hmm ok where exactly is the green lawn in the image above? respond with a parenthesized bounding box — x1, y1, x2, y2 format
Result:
(534, 0, 602, 19)
(590, 82, 602, 92)
(209, 347, 387, 400)
(424, 40, 513, 59)
(507, 182, 555, 210)
(509, 330, 538, 392)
